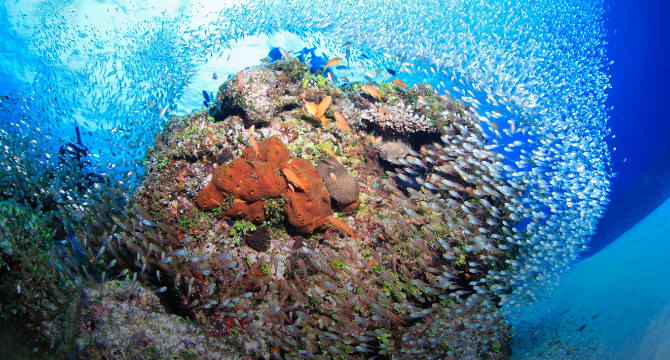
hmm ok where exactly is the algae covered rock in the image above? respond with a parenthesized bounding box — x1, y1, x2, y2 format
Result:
(113, 59, 516, 359)
(74, 281, 245, 360)
(210, 67, 299, 127)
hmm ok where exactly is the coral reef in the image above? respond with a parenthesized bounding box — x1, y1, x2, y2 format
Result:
(141, 59, 512, 358)
(16, 58, 516, 359)
(125, 59, 515, 359)
(360, 102, 431, 134)
(0, 0, 613, 357)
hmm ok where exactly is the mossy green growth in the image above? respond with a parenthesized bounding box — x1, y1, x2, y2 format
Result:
(263, 197, 286, 225)
(178, 217, 196, 231)
(315, 74, 328, 87)
(302, 71, 332, 89)
(376, 331, 392, 345)
(378, 81, 399, 100)
(147, 346, 160, 358)
(156, 157, 171, 171)
(314, 140, 340, 158)
(261, 263, 272, 276)
(212, 196, 236, 217)
(380, 280, 394, 298)
(455, 253, 466, 266)
(372, 262, 383, 275)
(181, 351, 198, 360)
(229, 220, 256, 245)
(302, 73, 311, 89)
(381, 272, 412, 302)
(440, 298, 455, 306)
(285, 135, 314, 160)
(269, 57, 307, 82)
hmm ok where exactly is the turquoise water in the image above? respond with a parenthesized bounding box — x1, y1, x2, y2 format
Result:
(3, 0, 657, 358)
(511, 196, 670, 359)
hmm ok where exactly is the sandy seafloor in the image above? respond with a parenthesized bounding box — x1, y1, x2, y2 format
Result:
(511, 196, 670, 359)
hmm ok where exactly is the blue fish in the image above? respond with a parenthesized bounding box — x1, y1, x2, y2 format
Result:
(345, 46, 351, 67)
(202, 90, 212, 107)
(267, 47, 334, 76)
(268, 47, 283, 63)
(68, 234, 84, 256)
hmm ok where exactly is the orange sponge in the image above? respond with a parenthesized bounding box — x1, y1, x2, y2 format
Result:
(282, 158, 332, 233)
(197, 136, 333, 233)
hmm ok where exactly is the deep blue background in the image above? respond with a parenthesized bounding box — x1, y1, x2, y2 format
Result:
(585, 0, 670, 258)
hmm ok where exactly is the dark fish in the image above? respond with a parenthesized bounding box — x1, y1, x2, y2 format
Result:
(202, 90, 211, 107)
(386, 68, 396, 76)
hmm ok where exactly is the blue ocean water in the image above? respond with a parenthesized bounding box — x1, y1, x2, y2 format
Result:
(585, 0, 670, 258)
(512, 195, 670, 359)
(0, 0, 667, 358)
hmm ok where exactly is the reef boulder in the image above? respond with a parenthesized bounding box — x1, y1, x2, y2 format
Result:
(210, 66, 302, 127)
(316, 156, 360, 212)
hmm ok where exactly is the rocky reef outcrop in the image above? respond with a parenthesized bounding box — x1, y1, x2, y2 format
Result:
(40, 57, 517, 359)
